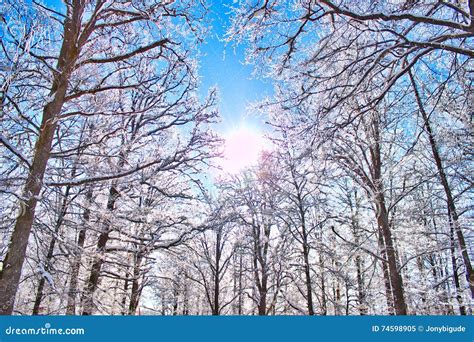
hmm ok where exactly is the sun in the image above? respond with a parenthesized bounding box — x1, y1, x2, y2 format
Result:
(220, 125, 267, 174)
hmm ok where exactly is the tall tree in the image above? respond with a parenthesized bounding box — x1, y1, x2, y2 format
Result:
(0, 0, 213, 315)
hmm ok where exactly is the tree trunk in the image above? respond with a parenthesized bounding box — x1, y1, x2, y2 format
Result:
(449, 214, 467, 315)
(0, 81, 69, 315)
(172, 285, 179, 315)
(298, 198, 314, 315)
(0, 3, 85, 315)
(212, 230, 222, 316)
(409, 70, 474, 298)
(334, 280, 342, 315)
(128, 253, 143, 315)
(289, 165, 315, 315)
(353, 231, 366, 315)
(233, 247, 244, 314)
(319, 254, 327, 315)
(121, 268, 130, 315)
(254, 222, 270, 316)
(65, 227, 87, 315)
(378, 231, 394, 315)
(257, 287, 267, 315)
(375, 195, 407, 315)
(350, 192, 367, 315)
(32, 185, 72, 314)
(81, 184, 119, 315)
(355, 254, 366, 315)
(302, 244, 314, 315)
(182, 275, 189, 315)
(65, 187, 92, 315)
(369, 114, 407, 315)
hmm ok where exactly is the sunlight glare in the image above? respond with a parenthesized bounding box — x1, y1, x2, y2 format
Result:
(220, 126, 266, 174)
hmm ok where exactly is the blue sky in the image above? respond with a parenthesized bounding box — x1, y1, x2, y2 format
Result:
(41, 0, 272, 133)
(198, 1, 273, 133)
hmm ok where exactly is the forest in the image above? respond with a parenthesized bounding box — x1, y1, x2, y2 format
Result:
(0, 0, 472, 316)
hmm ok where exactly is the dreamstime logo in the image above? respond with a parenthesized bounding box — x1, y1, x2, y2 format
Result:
(4, 322, 85, 336)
